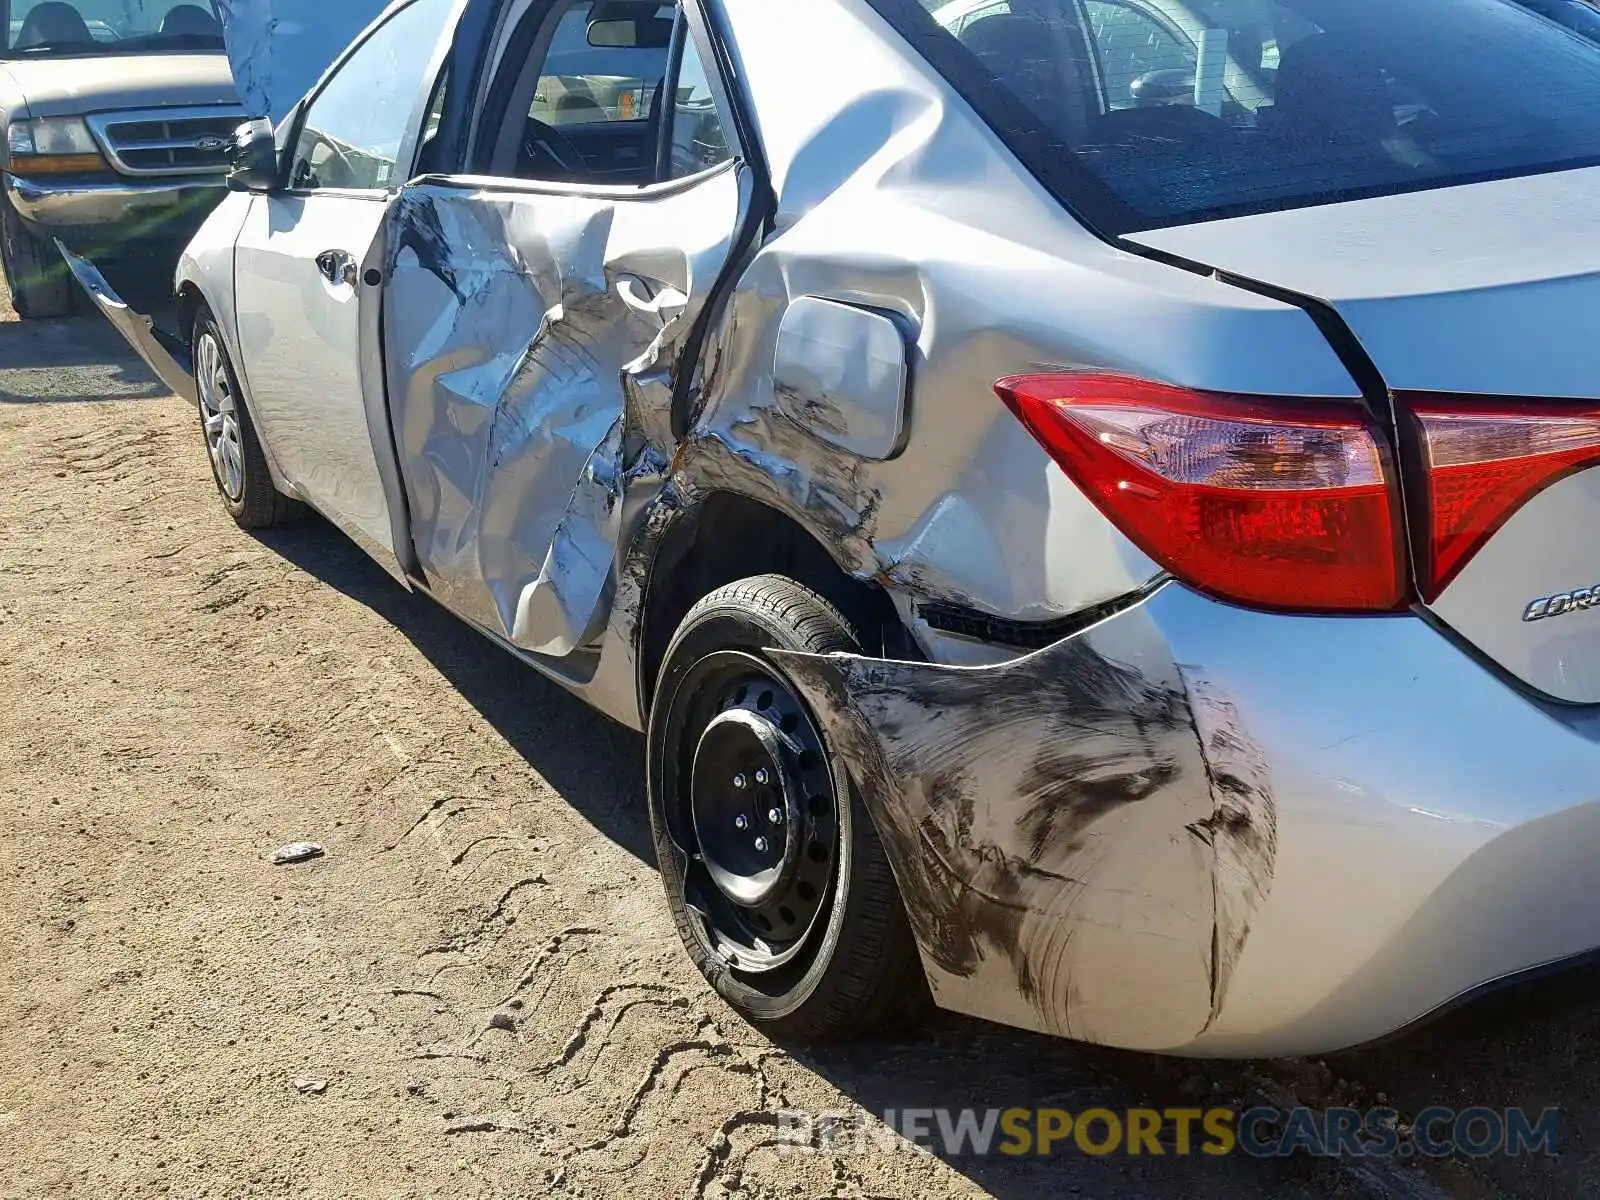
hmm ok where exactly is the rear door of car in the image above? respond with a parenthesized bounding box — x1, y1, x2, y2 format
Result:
(380, 0, 757, 656)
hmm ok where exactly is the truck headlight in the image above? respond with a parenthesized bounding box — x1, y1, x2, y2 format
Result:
(6, 121, 34, 156)
(5, 117, 107, 175)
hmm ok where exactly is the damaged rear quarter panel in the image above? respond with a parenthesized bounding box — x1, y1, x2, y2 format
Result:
(772, 598, 1277, 1052)
(681, 0, 1363, 629)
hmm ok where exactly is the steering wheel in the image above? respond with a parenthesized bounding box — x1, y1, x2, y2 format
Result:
(293, 130, 361, 189)
(521, 118, 587, 180)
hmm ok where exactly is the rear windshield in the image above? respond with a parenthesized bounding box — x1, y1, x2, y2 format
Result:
(874, 0, 1600, 232)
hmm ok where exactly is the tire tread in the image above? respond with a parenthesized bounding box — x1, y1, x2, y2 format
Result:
(660, 574, 932, 1042)
(193, 309, 303, 530)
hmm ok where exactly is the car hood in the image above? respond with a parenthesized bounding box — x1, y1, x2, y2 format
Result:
(1, 54, 236, 118)
(1128, 166, 1600, 399)
(216, 0, 391, 124)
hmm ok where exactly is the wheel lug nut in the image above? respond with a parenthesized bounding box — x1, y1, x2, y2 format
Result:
(732, 773, 748, 790)
(768, 808, 783, 825)
(754, 768, 770, 785)
(754, 837, 769, 853)
(734, 815, 748, 830)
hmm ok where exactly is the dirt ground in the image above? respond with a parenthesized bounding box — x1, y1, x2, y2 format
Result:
(0, 275, 1595, 1199)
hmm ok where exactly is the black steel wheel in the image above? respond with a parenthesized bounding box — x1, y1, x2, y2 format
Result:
(648, 574, 930, 1040)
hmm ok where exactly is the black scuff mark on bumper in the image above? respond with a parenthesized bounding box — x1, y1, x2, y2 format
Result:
(1180, 668, 1277, 1025)
(772, 627, 1277, 1050)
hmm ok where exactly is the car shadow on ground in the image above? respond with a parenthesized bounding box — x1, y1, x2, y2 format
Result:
(0, 313, 169, 403)
(254, 517, 657, 866)
(0, 259, 180, 404)
(254, 515, 1522, 1198)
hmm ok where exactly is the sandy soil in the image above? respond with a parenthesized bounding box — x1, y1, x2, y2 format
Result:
(0, 276, 1592, 1199)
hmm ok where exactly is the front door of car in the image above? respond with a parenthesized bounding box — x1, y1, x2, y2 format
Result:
(381, 0, 755, 656)
(231, 0, 459, 576)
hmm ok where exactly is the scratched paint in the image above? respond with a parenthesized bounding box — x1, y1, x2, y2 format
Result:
(771, 607, 1277, 1051)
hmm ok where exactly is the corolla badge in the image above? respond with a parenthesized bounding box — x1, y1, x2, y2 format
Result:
(193, 135, 229, 153)
(1523, 588, 1600, 622)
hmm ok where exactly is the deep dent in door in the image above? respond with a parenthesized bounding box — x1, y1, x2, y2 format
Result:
(381, 169, 746, 658)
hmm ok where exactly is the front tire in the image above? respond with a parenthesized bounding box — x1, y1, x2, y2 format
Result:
(648, 575, 930, 1041)
(192, 308, 301, 529)
(0, 193, 72, 319)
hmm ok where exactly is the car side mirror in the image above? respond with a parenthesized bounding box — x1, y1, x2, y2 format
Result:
(1130, 68, 1196, 107)
(225, 118, 279, 192)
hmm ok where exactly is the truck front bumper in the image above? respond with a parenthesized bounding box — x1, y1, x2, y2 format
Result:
(4, 172, 224, 252)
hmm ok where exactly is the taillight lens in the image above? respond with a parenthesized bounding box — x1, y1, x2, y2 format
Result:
(995, 373, 1405, 612)
(1408, 397, 1600, 599)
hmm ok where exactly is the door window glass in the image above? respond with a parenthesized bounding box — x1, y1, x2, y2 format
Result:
(1083, 0, 1197, 111)
(289, 0, 455, 192)
(667, 30, 732, 178)
(533, 2, 674, 129)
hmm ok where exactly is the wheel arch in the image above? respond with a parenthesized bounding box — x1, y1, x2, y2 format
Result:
(175, 279, 208, 347)
(636, 490, 915, 716)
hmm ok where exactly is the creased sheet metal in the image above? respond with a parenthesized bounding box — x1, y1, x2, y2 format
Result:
(383, 166, 747, 659)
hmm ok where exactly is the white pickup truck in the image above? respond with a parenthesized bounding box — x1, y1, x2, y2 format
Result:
(0, 0, 242, 317)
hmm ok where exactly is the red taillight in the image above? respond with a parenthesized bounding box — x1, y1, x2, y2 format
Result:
(1408, 397, 1600, 599)
(995, 373, 1405, 612)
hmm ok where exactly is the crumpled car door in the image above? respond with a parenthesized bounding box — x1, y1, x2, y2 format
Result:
(382, 163, 753, 655)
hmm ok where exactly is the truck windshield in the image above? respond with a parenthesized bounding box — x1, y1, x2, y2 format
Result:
(887, 0, 1600, 232)
(3, 0, 223, 56)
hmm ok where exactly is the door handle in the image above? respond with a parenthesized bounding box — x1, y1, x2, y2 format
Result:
(315, 249, 358, 288)
(616, 274, 688, 322)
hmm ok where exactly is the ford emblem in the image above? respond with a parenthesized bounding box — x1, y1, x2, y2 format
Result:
(193, 135, 228, 153)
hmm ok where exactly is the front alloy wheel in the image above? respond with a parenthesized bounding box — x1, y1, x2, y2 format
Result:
(190, 307, 300, 529)
(196, 329, 245, 505)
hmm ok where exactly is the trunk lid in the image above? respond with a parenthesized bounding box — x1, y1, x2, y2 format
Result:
(1131, 168, 1600, 703)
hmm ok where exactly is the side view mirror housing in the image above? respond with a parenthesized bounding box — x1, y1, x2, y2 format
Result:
(225, 118, 279, 192)
(1130, 68, 1196, 107)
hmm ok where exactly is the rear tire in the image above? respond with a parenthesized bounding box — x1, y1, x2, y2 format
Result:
(192, 308, 301, 529)
(648, 574, 931, 1041)
(0, 193, 72, 319)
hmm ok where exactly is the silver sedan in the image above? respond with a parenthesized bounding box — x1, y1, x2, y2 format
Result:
(72, 0, 1600, 1056)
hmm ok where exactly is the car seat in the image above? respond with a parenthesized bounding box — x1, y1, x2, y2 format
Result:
(1270, 31, 1395, 144)
(15, 1, 93, 47)
(960, 12, 1093, 145)
(160, 4, 221, 36)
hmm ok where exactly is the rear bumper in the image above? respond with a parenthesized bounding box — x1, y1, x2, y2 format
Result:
(4, 172, 224, 251)
(57, 244, 195, 404)
(775, 583, 1600, 1056)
